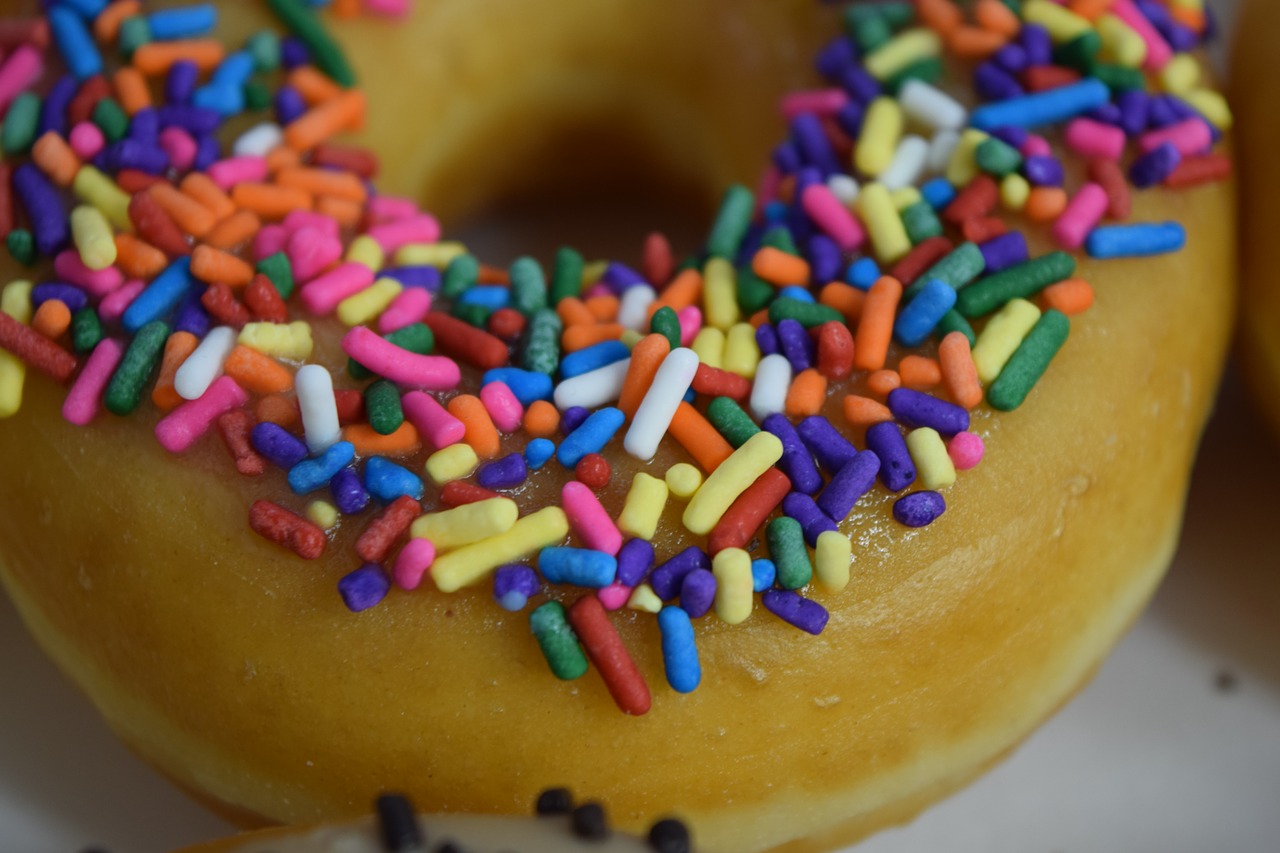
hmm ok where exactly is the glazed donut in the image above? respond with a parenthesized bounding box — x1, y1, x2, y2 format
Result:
(0, 2, 1236, 852)
(1233, 0, 1280, 440)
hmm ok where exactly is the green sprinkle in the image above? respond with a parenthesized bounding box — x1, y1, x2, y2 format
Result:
(92, 97, 130, 143)
(955, 252, 1075, 318)
(1093, 63, 1146, 93)
(884, 57, 944, 96)
(846, 6, 892, 53)
(706, 397, 760, 448)
(441, 253, 478, 300)
(767, 298, 843, 329)
(975, 137, 1023, 178)
(649, 306, 682, 351)
(246, 30, 281, 73)
(902, 201, 944, 244)
(349, 323, 433, 380)
(1, 92, 41, 156)
(935, 309, 976, 347)
(761, 225, 798, 256)
(735, 265, 775, 316)
(521, 309, 562, 375)
(452, 302, 491, 327)
(706, 184, 754, 260)
(549, 246, 584, 306)
(906, 242, 985, 300)
(1053, 31, 1101, 75)
(987, 310, 1070, 411)
(509, 256, 547, 315)
(529, 601, 588, 680)
(267, 0, 356, 87)
(104, 320, 169, 416)
(117, 16, 150, 58)
(70, 308, 104, 355)
(768, 517, 812, 590)
(243, 80, 273, 112)
(364, 379, 405, 436)
(878, 1, 916, 29)
(256, 252, 294, 299)
(6, 230, 35, 266)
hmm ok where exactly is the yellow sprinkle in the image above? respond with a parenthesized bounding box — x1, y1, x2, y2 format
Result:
(712, 548, 754, 625)
(723, 322, 761, 380)
(906, 427, 956, 489)
(581, 259, 609, 287)
(70, 205, 117, 271)
(425, 442, 479, 485)
(616, 472, 669, 540)
(1000, 173, 1031, 212)
(891, 186, 923, 212)
(306, 500, 339, 530)
(703, 257, 740, 331)
(815, 531, 852, 592)
(1097, 14, 1147, 69)
(72, 165, 131, 231)
(432, 506, 568, 593)
(346, 234, 384, 271)
(1181, 88, 1232, 130)
(664, 462, 703, 500)
(626, 583, 663, 614)
(691, 326, 726, 369)
(972, 298, 1041, 383)
(336, 276, 402, 326)
(393, 241, 467, 267)
(2, 280, 34, 324)
(946, 129, 989, 188)
(619, 328, 644, 349)
(410, 497, 518, 550)
(856, 97, 904, 177)
(682, 431, 783, 535)
(1159, 53, 1200, 95)
(1022, 0, 1091, 42)
(857, 183, 912, 265)
(238, 320, 314, 361)
(0, 281, 33, 419)
(864, 28, 942, 81)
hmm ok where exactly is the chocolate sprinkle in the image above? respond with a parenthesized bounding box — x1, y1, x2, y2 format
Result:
(534, 787, 574, 816)
(648, 818, 692, 853)
(571, 802, 609, 839)
(376, 793, 424, 851)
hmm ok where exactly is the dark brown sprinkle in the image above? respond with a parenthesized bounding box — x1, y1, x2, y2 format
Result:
(571, 802, 609, 840)
(648, 818, 692, 853)
(1214, 668, 1240, 693)
(376, 793, 424, 852)
(435, 842, 467, 853)
(535, 786, 574, 816)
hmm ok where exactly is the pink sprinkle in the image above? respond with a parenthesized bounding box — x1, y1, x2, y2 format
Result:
(155, 376, 249, 453)
(402, 390, 465, 449)
(253, 224, 289, 260)
(676, 306, 702, 347)
(68, 121, 105, 160)
(581, 283, 612, 300)
(366, 195, 418, 223)
(1020, 134, 1053, 158)
(1051, 183, 1108, 250)
(393, 538, 435, 590)
(366, 214, 441, 253)
(1138, 118, 1212, 157)
(287, 226, 343, 282)
(98, 280, 145, 323)
(561, 481, 623, 556)
(479, 381, 524, 433)
(342, 325, 461, 391)
(0, 45, 44, 115)
(801, 183, 865, 252)
(206, 155, 268, 190)
(597, 582, 633, 611)
(54, 249, 123, 297)
(377, 287, 431, 334)
(158, 127, 198, 173)
(299, 262, 375, 315)
(364, 0, 410, 18)
(62, 338, 123, 426)
(780, 88, 849, 121)
(1064, 118, 1126, 161)
(282, 209, 340, 239)
(1110, 0, 1173, 70)
(947, 431, 984, 470)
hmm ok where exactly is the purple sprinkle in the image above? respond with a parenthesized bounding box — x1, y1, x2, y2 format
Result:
(893, 491, 946, 528)
(494, 564, 540, 610)
(772, 140, 801, 174)
(1161, 20, 1198, 53)
(974, 62, 1024, 101)
(330, 465, 371, 515)
(835, 100, 864, 138)
(1023, 155, 1064, 187)
(990, 126, 1028, 150)
(762, 589, 828, 635)
(31, 282, 88, 313)
(1129, 142, 1181, 189)
(193, 134, 221, 171)
(38, 75, 76, 138)
(776, 318, 815, 373)
(815, 451, 881, 522)
(650, 546, 709, 601)
(992, 43, 1028, 74)
(252, 421, 309, 470)
(865, 422, 916, 492)
(807, 234, 841, 286)
(763, 414, 822, 495)
(476, 452, 527, 489)
(1116, 90, 1151, 138)
(796, 415, 859, 476)
(14, 164, 69, 258)
(1134, 0, 1173, 29)
(781, 491, 838, 548)
(616, 538, 655, 587)
(381, 265, 441, 290)
(128, 107, 159, 145)
(1019, 23, 1053, 66)
(173, 286, 211, 337)
(338, 564, 391, 613)
(679, 569, 716, 619)
(274, 84, 307, 126)
(792, 112, 841, 179)
(754, 323, 779, 357)
(165, 60, 199, 105)
(978, 231, 1028, 274)
(156, 104, 222, 135)
(1162, 96, 1221, 143)
(838, 65, 881, 105)
(561, 406, 590, 435)
(103, 139, 170, 174)
(815, 35, 858, 80)
(887, 388, 970, 436)
(1086, 103, 1124, 127)
(280, 35, 310, 69)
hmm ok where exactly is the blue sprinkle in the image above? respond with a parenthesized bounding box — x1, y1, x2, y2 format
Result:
(894, 278, 958, 347)
(751, 559, 777, 592)
(777, 285, 815, 304)
(287, 441, 355, 495)
(970, 79, 1111, 131)
(123, 258, 193, 334)
(658, 606, 701, 694)
(920, 178, 956, 211)
(338, 564, 390, 613)
(560, 340, 630, 379)
(364, 456, 424, 502)
(48, 6, 103, 81)
(847, 257, 881, 290)
(525, 437, 556, 471)
(1085, 223, 1187, 259)
(556, 407, 624, 468)
(457, 285, 510, 309)
(482, 367, 553, 405)
(148, 4, 219, 40)
(538, 547, 617, 588)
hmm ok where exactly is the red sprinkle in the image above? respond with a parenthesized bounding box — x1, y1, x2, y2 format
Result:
(423, 311, 510, 370)
(67, 75, 110, 126)
(486, 306, 526, 341)
(566, 595, 651, 716)
(574, 453, 611, 489)
(707, 468, 792, 555)
(244, 273, 288, 322)
(200, 281, 252, 327)
(116, 169, 167, 193)
(961, 215, 1008, 243)
(248, 500, 327, 559)
(128, 190, 191, 257)
(642, 231, 674, 287)
(1164, 153, 1233, 188)
(0, 162, 12, 238)
(816, 321, 855, 381)
(217, 409, 266, 476)
(1087, 158, 1132, 220)
(439, 480, 501, 507)
(943, 174, 998, 225)
(889, 235, 953, 286)
(1022, 65, 1081, 92)
(312, 144, 379, 179)
(0, 311, 78, 382)
(691, 363, 751, 402)
(334, 388, 365, 426)
(0, 18, 51, 51)
(355, 494, 421, 563)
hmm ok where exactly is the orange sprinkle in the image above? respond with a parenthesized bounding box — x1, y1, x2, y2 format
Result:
(1068, 0, 1117, 20)
(557, 297, 597, 328)
(149, 182, 217, 237)
(899, 355, 942, 390)
(1169, 6, 1204, 32)
(818, 282, 865, 325)
(523, 399, 561, 438)
(151, 331, 199, 411)
(477, 264, 510, 285)
(256, 393, 300, 429)
(938, 331, 984, 410)
(853, 276, 902, 372)
(649, 268, 703, 318)
(276, 166, 368, 203)
(562, 323, 625, 352)
(192, 245, 255, 288)
(31, 299, 72, 340)
(93, 0, 142, 43)
(332, 0, 361, 17)
(1025, 186, 1068, 222)
(917, 0, 963, 33)
(752, 246, 811, 286)
(867, 369, 902, 397)
(287, 65, 345, 106)
(230, 183, 313, 220)
(284, 89, 366, 151)
(975, 0, 1022, 36)
(132, 39, 226, 76)
(584, 294, 620, 323)
(748, 308, 771, 328)
(180, 172, 236, 220)
(784, 368, 828, 419)
(112, 66, 151, 115)
(447, 394, 501, 459)
(617, 334, 671, 419)
(31, 131, 80, 187)
(223, 345, 294, 395)
(668, 402, 733, 473)
(114, 233, 169, 279)
(343, 421, 422, 457)
(265, 145, 303, 174)
(1039, 278, 1095, 316)
(843, 394, 894, 428)
(316, 195, 363, 229)
(946, 25, 1008, 59)
(203, 209, 262, 252)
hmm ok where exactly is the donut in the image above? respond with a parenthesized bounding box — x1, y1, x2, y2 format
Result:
(1233, 0, 1280, 440)
(178, 789, 692, 853)
(0, 2, 1235, 852)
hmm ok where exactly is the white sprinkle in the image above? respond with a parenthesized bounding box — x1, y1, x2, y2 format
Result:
(624, 348, 700, 460)
(899, 80, 968, 131)
(174, 326, 237, 401)
(749, 354, 792, 421)
(826, 173, 861, 206)
(296, 363, 342, 454)
(879, 135, 931, 191)
(233, 122, 285, 158)
(926, 129, 962, 176)
(553, 359, 631, 411)
(616, 284, 657, 331)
